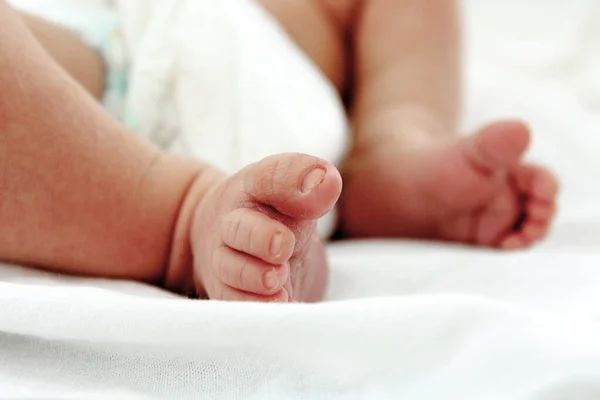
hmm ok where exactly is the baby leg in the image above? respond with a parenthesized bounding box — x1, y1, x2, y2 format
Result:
(256, 0, 354, 94)
(17, 9, 106, 99)
(259, 0, 559, 247)
(0, 3, 343, 302)
(0, 2, 200, 283)
(339, 0, 558, 246)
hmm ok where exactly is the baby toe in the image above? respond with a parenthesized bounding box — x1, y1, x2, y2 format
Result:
(242, 153, 342, 220)
(532, 169, 560, 201)
(500, 216, 550, 249)
(527, 199, 557, 223)
(512, 164, 560, 201)
(500, 235, 527, 250)
(464, 120, 531, 173)
(213, 246, 290, 296)
(522, 221, 550, 242)
(221, 208, 295, 265)
(213, 283, 290, 303)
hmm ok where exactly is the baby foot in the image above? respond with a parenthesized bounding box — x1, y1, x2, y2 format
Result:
(187, 153, 342, 302)
(340, 119, 559, 248)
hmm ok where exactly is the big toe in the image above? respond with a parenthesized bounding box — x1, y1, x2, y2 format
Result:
(422, 120, 532, 205)
(241, 153, 343, 220)
(463, 120, 531, 172)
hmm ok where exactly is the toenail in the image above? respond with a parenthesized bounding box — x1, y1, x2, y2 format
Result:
(301, 168, 326, 194)
(270, 232, 283, 257)
(263, 269, 280, 290)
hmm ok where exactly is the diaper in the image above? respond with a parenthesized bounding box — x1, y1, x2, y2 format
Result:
(114, 0, 350, 237)
(10, 0, 129, 121)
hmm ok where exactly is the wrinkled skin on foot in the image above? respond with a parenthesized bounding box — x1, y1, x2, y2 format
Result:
(340, 119, 559, 248)
(190, 153, 342, 302)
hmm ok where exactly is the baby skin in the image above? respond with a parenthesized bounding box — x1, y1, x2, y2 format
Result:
(179, 154, 342, 302)
(257, 0, 558, 248)
(0, 0, 558, 303)
(341, 117, 558, 248)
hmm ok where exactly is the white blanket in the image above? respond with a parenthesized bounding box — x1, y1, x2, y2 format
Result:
(3, 0, 600, 398)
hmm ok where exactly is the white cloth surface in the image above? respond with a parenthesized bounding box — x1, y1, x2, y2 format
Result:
(3, 0, 600, 398)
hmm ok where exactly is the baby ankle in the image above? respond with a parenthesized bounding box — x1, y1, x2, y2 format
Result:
(161, 157, 225, 296)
